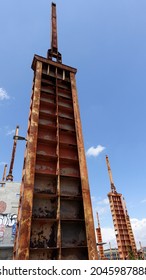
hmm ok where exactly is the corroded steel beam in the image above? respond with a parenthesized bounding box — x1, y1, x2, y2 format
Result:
(51, 3, 58, 53)
(47, 3, 62, 62)
(14, 61, 42, 259)
(70, 72, 98, 260)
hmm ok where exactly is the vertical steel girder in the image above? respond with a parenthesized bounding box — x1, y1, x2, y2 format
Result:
(70, 72, 98, 260)
(14, 61, 42, 259)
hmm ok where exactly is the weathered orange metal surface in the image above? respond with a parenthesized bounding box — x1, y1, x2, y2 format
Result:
(70, 72, 98, 260)
(14, 61, 42, 259)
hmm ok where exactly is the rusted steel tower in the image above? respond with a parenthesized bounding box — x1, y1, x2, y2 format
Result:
(13, 3, 97, 260)
(96, 212, 105, 260)
(106, 155, 137, 260)
(6, 125, 19, 182)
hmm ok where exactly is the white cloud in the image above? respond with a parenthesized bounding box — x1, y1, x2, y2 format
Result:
(86, 144, 105, 157)
(97, 198, 109, 205)
(0, 88, 10, 100)
(141, 199, 146, 204)
(101, 227, 116, 248)
(6, 129, 15, 136)
(97, 206, 109, 215)
(131, 218, 146, 247)
(95, 198, 110, 216)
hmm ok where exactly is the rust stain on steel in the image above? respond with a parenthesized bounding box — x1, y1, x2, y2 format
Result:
(35, 160, 56, 175)
(60, 177, 81, 196)
(13, 61, 42, 260)
(37, 142, 56, 157)
(38, 128, 56, 142)
(59, 131, 76, 145)
(60, 200, 84, 219)
(34, 176, 57, 194)
(70, 72, 98, 260)
(30, 222, 57, 249)
(60, 165, 80, 177)
(61, 222, 86, 247)
(32, 198, 57, 219)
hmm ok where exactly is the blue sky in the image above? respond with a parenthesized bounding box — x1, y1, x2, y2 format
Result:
(0, 0, 146, 249)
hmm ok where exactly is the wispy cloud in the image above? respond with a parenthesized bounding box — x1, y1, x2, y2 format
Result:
(6, 129, 15, 136)
(95, 197, 110, 216)
(131, 218, 146, 247)
(0, 162, 7, 166)
(101, 227, 116, 248)
(0, 88, 10, 100)
(86, 144, 105, 157)
(141, 199, 146, 204)
(97, 198, 109, 205)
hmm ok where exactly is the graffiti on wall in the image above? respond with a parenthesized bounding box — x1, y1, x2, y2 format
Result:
(0, 214, 17, 243)
(0, 213, 17, 227)
(0, 225, 5, 242)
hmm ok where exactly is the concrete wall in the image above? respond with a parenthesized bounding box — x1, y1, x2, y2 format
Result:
(0, 182, 20, 259)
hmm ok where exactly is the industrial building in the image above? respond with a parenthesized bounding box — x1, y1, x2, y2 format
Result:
(0, 182, 20, 259)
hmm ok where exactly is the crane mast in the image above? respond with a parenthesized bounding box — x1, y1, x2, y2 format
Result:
(106, 155, 116, 193)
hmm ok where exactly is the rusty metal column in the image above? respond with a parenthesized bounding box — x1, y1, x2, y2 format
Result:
(56, 73, 61, 260)
(2, 164, 7, 181)
(70, 72, 98, 260)
(51, 3, 58, 54)
(6, 125, 19, 181)
(14, 61, 42, 259)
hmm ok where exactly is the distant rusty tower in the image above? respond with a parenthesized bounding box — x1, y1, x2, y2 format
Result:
(13, 3, 97, 260)
(106, 155, 137, 260)
(96, 212, 105, 260)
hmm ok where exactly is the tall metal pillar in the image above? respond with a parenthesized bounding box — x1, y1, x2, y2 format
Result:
(6, 125, 19, 181)
(13, 3, 97, 260)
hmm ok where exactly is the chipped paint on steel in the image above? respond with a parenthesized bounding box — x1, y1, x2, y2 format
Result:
(30, 221, 57, 248)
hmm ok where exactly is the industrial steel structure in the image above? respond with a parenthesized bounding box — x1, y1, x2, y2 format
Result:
(6, 125, 19, 182)
(106, 155, 137, 259)
(96, 212, 105, 260)
(13, 3, 97, 260)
